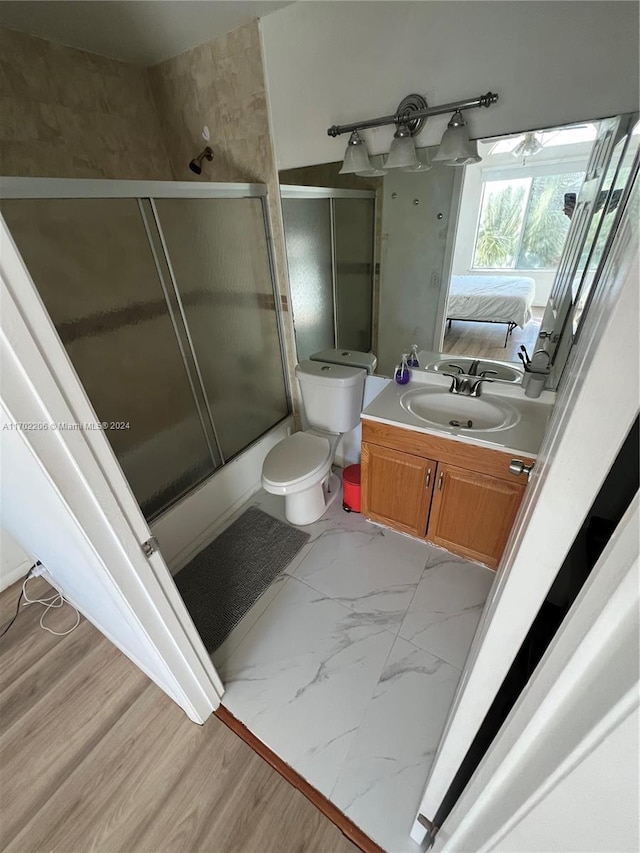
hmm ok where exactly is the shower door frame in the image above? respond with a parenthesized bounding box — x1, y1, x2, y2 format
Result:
(280, 185, 377, 358)
(0, 177, 294, 526)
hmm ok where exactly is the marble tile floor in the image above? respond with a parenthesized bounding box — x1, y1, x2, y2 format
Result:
(212, 487, 495, 852)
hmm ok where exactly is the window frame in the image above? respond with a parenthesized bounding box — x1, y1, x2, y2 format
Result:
(471, 161, 588, 273)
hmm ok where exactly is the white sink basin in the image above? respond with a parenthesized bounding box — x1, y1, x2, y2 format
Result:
(400, 387, 520, 432)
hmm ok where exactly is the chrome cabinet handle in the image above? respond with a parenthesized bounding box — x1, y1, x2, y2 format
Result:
(425, 468, 432, 489)
(509, 459, 535, 479)
(538, 330, 554, 339)
(437, 471, 444, 490)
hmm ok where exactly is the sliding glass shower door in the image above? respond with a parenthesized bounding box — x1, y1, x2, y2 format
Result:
(280, 197, 335, 361)
(281, 188, 375, 361)
(333, 197, 375, 352)
(153, 198, 288, 460)
(1, 186, 290, 520)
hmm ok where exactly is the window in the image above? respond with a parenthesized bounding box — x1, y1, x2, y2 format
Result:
(473, 172, 585, 270)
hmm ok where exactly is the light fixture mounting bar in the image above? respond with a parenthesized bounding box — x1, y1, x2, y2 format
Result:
(327, 91, 499, 138)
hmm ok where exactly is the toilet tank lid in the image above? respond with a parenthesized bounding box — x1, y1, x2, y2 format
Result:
(310, 348, 377, 373)
(296, 360, 366, 387)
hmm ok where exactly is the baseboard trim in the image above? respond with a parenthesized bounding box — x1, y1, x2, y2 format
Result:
(0, 560, 33, 593)
(215, 705, 384, 853)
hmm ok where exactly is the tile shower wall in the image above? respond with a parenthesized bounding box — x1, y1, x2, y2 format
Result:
(148, 21, 299, 415)
(0, 21, 299, 418)
(0, 27, 172, 179)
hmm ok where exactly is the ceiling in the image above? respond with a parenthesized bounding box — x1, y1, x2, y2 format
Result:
(0, 1, 294, 65)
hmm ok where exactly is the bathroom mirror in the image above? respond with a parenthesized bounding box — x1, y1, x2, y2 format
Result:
(280, 113, 639, 386)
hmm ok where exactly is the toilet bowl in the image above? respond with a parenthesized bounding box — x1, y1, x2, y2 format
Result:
(262, 431, 340, 526)
(261, 359, 367, 526)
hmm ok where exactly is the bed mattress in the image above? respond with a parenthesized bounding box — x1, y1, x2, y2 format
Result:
(447, 275, 536, 329)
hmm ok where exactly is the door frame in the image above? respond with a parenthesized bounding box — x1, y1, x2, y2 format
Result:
(412, 159, 639, 840)
(1, 208, 225, 722)
(436, 495, 639, 851)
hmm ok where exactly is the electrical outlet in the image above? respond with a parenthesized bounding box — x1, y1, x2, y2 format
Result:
(31, 562, 46, 578)
(431, 271, 440, 289)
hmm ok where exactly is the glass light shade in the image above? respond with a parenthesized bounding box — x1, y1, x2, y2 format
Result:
(339, 134, 372, 174)
(432, 124, 472, 162)
(403, 148, 432, 173)
(356, 168, 389, 177)
(443, 139, 482, 166)
(384, 135, 419, 170)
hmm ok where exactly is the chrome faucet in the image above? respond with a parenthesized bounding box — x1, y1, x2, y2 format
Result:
(448, 360, 498, 380)
(469, 377, 494, 397)
(443, 372, 494, 397)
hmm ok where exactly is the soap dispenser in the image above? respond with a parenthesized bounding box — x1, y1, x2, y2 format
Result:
(394, 353, 411, 385)
(407, 344, 420, 368)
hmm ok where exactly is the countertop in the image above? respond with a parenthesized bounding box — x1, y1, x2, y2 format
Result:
(361, 369, 554, 458)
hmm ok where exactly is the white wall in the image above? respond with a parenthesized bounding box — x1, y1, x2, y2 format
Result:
(261, 2, 639, 171)
(0, 527, 33, 592)
(0, 403, 193, 710)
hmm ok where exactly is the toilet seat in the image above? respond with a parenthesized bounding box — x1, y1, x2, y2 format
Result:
(262, 432, 332, 490)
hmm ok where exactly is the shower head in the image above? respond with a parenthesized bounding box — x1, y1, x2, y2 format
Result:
(189, 146, 214, 175)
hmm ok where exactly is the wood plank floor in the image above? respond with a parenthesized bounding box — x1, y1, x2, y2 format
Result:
(0, 577, 358, 853)
(442, 307, 544, 362)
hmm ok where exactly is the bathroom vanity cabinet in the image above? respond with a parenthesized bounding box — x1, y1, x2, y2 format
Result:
(361, 420, 533, 568)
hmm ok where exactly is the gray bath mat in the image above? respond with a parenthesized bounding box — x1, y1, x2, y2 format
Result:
(175, 506, 310, 653)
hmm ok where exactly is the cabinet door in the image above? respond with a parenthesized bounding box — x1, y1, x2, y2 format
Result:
(361, 442, 435, 537)
(427, 463, 526, 569)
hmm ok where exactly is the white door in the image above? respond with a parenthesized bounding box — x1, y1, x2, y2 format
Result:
(1, 214, 224, 723)
(411, 154, 639, 842)
(436, 495, 639, 852)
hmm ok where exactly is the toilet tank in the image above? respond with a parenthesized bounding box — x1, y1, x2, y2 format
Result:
(296, 361, 366, 433)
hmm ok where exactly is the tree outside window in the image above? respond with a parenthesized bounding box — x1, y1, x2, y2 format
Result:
(473, 172, 585, 270)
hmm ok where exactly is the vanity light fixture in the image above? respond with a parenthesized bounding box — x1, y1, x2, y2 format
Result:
(328, 91, 498, 174)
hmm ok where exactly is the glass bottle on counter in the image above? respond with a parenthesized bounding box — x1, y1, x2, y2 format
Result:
(407, 344, 420, 368)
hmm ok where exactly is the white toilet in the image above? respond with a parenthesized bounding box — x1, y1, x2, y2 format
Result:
(261, 359, 367, 525)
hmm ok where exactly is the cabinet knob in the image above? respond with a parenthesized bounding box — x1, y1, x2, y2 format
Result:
(509, 459, 535, 479)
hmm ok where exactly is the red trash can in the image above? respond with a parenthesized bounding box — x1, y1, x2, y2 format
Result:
(342, 464, 361, 513)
